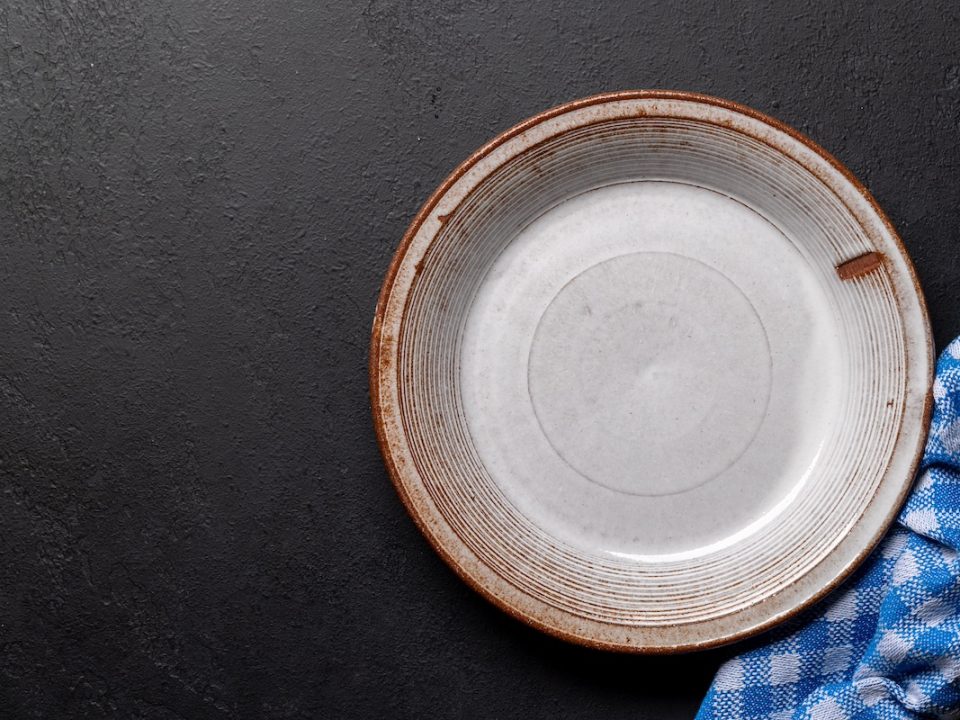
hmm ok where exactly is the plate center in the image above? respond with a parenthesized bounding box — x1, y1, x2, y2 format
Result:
(460, 181, 842, 556)
(528, 252, 772, 496)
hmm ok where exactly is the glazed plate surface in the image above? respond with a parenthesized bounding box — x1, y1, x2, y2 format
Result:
(370, 92, 932, 652)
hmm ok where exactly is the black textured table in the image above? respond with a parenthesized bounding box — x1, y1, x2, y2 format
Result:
(1, 2, 958, 718)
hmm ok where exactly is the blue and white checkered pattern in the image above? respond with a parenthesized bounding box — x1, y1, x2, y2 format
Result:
(697, 339, 960, 720)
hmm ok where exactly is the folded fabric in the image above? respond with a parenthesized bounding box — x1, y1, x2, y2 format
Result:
(696, 340, 960, 720)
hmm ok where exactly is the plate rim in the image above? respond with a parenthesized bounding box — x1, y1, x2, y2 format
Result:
(369, 90, 934, 653)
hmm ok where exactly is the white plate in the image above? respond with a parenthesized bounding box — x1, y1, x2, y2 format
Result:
(370, 92, 932, 652)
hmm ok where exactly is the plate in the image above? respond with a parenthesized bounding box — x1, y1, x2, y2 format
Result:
(370, 91, 932, 652)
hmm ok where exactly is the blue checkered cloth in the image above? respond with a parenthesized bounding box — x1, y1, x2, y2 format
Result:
(697, 339, 960, 720)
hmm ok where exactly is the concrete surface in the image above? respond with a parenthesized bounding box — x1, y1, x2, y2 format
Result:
(0, 0, 958, 717)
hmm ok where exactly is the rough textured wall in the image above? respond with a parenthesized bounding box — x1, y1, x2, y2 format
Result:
(0, 1, 957, 717)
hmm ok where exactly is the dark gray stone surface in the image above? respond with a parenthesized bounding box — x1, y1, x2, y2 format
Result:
(0, 1, 957, 717)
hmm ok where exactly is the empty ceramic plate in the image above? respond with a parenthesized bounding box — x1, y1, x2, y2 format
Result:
(370, 92, 932, 652)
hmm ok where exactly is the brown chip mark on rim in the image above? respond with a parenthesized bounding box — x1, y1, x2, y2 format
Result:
(837, 251, 885, 280)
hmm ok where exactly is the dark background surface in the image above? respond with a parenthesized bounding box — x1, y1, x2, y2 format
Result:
(1, 1, 958, 717)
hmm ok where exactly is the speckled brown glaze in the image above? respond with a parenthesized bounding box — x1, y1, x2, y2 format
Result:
(370, 91, 933, 653)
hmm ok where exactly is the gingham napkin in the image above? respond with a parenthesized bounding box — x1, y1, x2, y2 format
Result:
(697, 340, 960, 720)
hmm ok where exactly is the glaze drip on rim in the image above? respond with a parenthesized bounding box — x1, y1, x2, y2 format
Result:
(370, 92, 932, 652)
